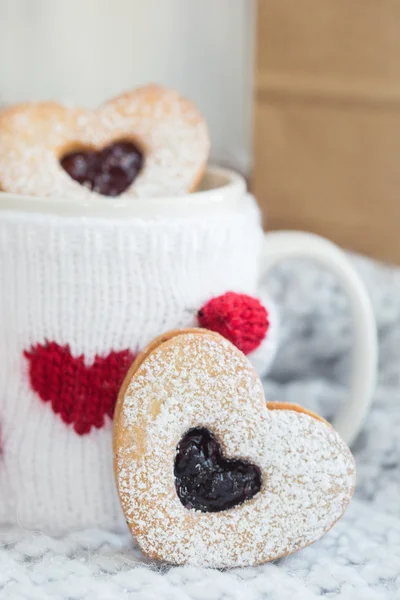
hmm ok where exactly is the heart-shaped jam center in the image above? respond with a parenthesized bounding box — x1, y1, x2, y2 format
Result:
(174, 427, 262, 513)
(60, 140, 144, 197)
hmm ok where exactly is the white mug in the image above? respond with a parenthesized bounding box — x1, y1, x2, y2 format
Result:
(0, 167, 376, 533)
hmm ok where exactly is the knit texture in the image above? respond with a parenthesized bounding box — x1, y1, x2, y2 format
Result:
(0, 253, 398, 599)
(24, 343, 135, 435)
(197, 291, 270, 354)
(0, 196, 278, 532)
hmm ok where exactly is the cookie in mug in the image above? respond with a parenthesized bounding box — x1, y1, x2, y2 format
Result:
(114, 329, 355, 568)
(0, 85, 209, 198)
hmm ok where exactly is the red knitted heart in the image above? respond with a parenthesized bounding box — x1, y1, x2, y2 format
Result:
(24, 342, 135, 435)
(197, 292, 269, 355)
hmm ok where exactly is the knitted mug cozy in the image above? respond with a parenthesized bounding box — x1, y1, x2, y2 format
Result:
(0, 195, 278, 533)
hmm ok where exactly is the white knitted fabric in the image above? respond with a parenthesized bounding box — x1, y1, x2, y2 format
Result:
(0, 195, 278, 533)
(0, 253, 399, 599)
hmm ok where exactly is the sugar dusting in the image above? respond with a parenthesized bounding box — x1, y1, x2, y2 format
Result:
(0, 86, 209, 199)
(115, 333, 355, 568)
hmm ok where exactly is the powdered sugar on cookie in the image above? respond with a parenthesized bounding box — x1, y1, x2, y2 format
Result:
(114, 332, 355, 568)
(0, 85, 209, 199)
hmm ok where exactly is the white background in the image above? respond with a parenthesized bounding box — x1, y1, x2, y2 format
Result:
(0, 0, 255, 172)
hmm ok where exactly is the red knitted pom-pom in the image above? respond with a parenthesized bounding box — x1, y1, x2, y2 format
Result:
(197, 292, 269, 355)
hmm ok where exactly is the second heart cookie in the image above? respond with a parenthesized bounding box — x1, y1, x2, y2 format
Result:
(0, 85, 209, 199)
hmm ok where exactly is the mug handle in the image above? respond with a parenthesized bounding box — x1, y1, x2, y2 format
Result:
(261, 230, 378, 446)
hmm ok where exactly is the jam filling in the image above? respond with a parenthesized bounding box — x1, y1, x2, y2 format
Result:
(174, 427, 262, 513)
(60, 140, 143, 197)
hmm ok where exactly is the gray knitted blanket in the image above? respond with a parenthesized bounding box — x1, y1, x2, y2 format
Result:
(0, 254, 399, 600)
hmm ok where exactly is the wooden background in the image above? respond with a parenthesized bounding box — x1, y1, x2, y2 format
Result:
(253, 0, 400, 264)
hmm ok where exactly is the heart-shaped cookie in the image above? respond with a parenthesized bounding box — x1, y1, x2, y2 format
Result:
(113, 329, 355, 568)
(0, 85, 209, 198)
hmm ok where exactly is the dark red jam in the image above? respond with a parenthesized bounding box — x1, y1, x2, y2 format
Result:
(174, 427, 262, 513)
(60, 140, 143, 197)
